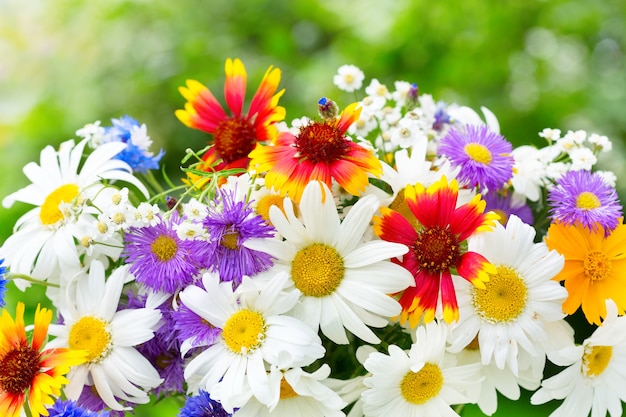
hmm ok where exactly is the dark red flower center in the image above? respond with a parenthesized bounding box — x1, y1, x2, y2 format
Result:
(295, 121, 350, 164)
(414, 226, 460, 274)
(214, 116, 257, 163)
(0, 345, 41, 394)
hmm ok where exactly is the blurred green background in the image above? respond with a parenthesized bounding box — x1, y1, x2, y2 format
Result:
(1, 0, 624, 415)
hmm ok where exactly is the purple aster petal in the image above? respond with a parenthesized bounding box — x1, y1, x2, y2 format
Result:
(483, 190, 534, 226)
(122, 213, 207, 293)
(173, 297, 222, 348)
(200, 189, 275, 286)
(76, 387, 125, 417)
(438, 124, 514, 191)
(548, 169, 623, 234)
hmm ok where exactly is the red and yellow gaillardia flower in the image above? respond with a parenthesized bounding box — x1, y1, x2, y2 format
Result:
(249, 102, 382, 202)
(0, 303, 86, 417)
(175, 58, 285, 179)
(545, 220, 626, 325)
(373, 176, 498, 326)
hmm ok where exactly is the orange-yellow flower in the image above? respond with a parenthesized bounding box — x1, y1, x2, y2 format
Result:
(176, 58, 285, 177)
(0, 303, 86, 417)
(373, 176, 498, 326)
(545, 221, 626, 325)
(249, 102, 382, 202)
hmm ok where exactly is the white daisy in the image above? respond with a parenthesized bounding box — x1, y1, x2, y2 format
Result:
(452, 346, 543, 416)
(333, 64, 365, 92)
(361, 321, 482, 417)
(245, 181, 413, 345)
(179, 271, 325, 412)
(231, 365, 346, 417)
(46, 260, 163, 410)
(448, 215, 569, 376)
(0, 138, 148, 283)
(531, 299, 626, 417)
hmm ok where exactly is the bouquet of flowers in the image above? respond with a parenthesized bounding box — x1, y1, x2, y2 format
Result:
(1, 57, 624, 417)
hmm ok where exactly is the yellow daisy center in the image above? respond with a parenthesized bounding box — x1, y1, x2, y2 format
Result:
(584, 250, 611, 281)
(222, 309, 266, 354)
(279, 377, 299, 399)
(583, 345, 612, 377)
(464, 143, 493, 165)
(69, 316, 111, 363)
(343, 74, 355, 84)
(221, 230, 239, 250)
(291, 243, 345, 297)
(0, 345, 41, 394)
(296, 121, 349, 164)
(400, 363, 444, 405)
(472, 266, 527, 323)
(255, 194, 287, 223)
(39, 183, 80, 225)
(414, 226, 460, 274)
(576, 192, 601, 210)
(151, 235, 178, 262)
(214, 116, 257, 164)
(492, 209, 508, 226)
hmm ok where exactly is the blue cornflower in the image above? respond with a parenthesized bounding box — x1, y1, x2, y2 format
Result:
(178, 390, 231, 417)
(47, 399, 109, 417)
(104, 115, 165, 173)
(200, 189, 275, 286)
(548, 169, 623, 234)
(0, 259, 7, 308)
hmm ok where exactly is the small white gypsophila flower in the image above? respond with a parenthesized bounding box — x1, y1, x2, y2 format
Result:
(596, 170, 618, 188)
(333, 64, 365, 92)
(76, 121, 106, 148)
(182, 197, 209, 221)
(568, 147, 597, 171)
(538, 127, 561, 142)
(587, 132, 612, 152)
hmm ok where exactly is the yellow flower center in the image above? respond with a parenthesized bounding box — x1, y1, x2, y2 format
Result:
(279, 377, 299, 399)
(583, 345, 612, 377)
(255, 194, 288, 223)
(400, 363, 443, 405)
(39, 183, 80, 225)
(464, 143, 493, 165)
(576, 192, 601, 210)
(0, 345, 41, 394)
(221, 230, 239, 250)
(151, 235, 178, 262)
(492, 209, 508, 226)
(69, 316, 111, 363)
(214, 116, 257, 164)
(389, 188, 420, 230)
(472, 266, 527, 323)
(291, 243, 344, 297)
(222, 309, 266, 354)
(414, 226, 460, 274)
(343, 74, 355, 84)
(583, 251, 611, 281)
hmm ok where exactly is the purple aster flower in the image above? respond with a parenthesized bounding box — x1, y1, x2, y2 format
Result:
(48, 399, 109, 417)
(438, 124, 514, 191)
(0, 259, 7, 308)
(104, 115, 165, 173)
(548, 169, 623, 234)
(483, 190, 534, 226)
(122, 213, 206, 293)
(178, 390, 231, 417)
(76, 387, 125, 417)
(201, 189, 275, 286)
(173, 295, 222, 350)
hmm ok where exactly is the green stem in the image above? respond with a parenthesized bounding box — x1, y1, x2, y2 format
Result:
(453, 404, 465, 415)
(8, 273, 60, 288)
